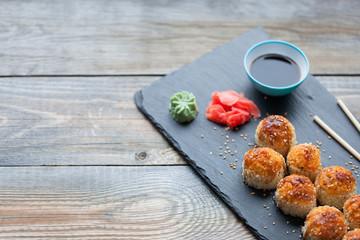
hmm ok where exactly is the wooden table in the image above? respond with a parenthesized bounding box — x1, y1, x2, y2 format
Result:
(1, 1, 359, 239)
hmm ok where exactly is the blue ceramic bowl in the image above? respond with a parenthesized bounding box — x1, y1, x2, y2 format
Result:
(244, 40, 309, 96)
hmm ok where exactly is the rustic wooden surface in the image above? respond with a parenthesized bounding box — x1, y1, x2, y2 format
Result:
(1, 0, 360, 75)
(0, 0, 359, 239)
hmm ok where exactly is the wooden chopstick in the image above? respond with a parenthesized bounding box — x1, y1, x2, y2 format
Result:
(337, 99, 360, 133)
(313, 115, 360, 161)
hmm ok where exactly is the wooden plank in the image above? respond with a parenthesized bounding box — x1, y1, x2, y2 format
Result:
(0, 0, 359, 75)
(317, 76, 360, 119)
(0, 76, 185, 165)
(0, 166, 255, 240)
(0, 76, 359, 166)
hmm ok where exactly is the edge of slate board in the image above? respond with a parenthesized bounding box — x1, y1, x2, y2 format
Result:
(135, 89, 263, 239)
(134, 26, 360, 240)
(134, 26, 268, 240)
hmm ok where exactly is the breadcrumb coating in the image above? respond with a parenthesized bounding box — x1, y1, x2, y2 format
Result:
(275, 174, 316, 218)
(316, 166, 355, 195)
(255, 115, 296, 157)
(243, 147, 286, 189)
(287, 144, 322, 182)
(343, 228, 360, 240)
(344, 195, 360, 230)
(302, 206, 347, 240)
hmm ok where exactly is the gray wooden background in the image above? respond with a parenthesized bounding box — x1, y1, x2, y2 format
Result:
(0, 0, 359, 239)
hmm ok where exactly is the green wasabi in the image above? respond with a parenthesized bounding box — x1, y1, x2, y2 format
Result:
(169, 91, 198, 123)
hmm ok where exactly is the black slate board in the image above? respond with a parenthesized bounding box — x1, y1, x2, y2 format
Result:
(134, 27, 360, 240)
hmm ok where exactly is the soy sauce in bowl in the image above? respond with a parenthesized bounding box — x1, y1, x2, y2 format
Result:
(250, 54, 300, 88)
(244, 40, 309, 96)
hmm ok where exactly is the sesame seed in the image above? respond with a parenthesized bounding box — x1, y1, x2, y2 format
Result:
(293, 230, 296, 233)
(287, 221, 290, 224)
(266, 207, 270, 210)
(286, 231, 289, 234)
(244, 137, 247, 140)
(355, 171, 358, 174)
(269, 213, 272, 217)
(309, 113, 313, 116)
(201, 135, 204, 138)
(350, 161, 353, 165)
(226, 147, 230, 150)
(233, 166, 236, 169)
(251, 192, 255, 195)
(350, 155, 353, 159)
(234, 150, 238, 154)
(213, 127, 217, 130)
(219, 146, 222, 149)
(209, 152, 213, 155)
(235, 159, 238, 162)
(224, 142, 227, 146)
(223, 156, 226, 159)
(226, 139, 230, 142)
(220, 171, 223, 175)
(357, 175, 359, 178)
(264, 227, 268, 229)
(328, 136, 331, 139)
(240, 134, 244, 137)
(345, 163, 348, 166)
(263, 205, 267, 208)
(273, 222, 276, 225)
(356, 166, 359, 169)
(232, 139, 235, 142)
(226, 135, 229, 139)
(329, 156, 331, 159)
(221, 132, 224, 136)
(219, 153, 223, 156)
(322, 150, 325, 152)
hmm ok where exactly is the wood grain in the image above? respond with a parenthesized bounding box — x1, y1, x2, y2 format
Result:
(0, 76, 358, 166)
(0, 0, 359, 75)
(0, 166, 255, 240)
(317, 76, 360, 119)
(0, 76, 184, 165)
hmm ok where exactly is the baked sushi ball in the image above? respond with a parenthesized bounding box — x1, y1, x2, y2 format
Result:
(302, 206, 347, 240)
(275, 174, 316, 218)
(315, 166, 356, 209)
(242, 147, 286, 190)
(343, 228, 360, 240)
(287, 143, 322, 182)
(344, 195, 360, 230)
(255, 115, 296, 157)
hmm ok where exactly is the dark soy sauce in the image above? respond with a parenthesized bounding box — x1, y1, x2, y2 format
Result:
(250, 54, 300, 87)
